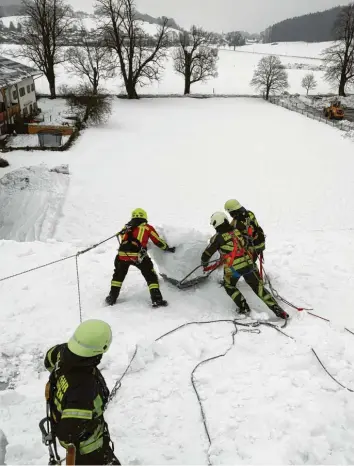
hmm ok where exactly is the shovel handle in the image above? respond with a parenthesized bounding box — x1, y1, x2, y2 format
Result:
(66, 444, 76, 466)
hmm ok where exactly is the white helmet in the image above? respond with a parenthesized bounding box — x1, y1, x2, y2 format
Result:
(210, 212, 228, 229)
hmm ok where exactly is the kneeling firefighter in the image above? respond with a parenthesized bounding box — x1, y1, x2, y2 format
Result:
(201, 212, 288, 319)
(105, 208, 175, 307)
(224, 199, 265, 262)
(44, 320, 120, 465)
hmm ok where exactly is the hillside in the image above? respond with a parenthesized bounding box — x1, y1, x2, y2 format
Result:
(0, 0, 21, 18)
(262, 6, 342, 43)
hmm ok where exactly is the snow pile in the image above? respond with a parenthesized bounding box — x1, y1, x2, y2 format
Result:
(7, 134, 39, 148)
(0, 165, 70, 241)
(150, 226, 213, 282)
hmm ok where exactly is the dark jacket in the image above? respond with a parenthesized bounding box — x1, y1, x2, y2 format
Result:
(230, 207, 265, 252)
(45, 344, 109, 455)
(201, 222, 254, 273)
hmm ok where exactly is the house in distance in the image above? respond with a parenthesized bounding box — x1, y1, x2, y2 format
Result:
(0, 56, 41, 135)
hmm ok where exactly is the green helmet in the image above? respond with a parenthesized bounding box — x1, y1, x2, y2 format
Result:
(224, 199, 242, 213)
(132, 208, 147, 220)
(68, 320, 112, 358)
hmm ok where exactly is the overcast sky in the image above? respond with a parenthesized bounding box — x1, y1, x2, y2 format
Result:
(65, 0, 353, 32)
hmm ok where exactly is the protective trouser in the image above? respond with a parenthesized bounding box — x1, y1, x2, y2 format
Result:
(110, 256, 162, 301)
(74, 432, 120, 465)
(224, 267, 277, 311)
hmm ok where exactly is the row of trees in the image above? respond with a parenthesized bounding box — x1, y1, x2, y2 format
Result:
(17, 0, 220, 99)
(16, 0, 354, 101)
(0, 20, 23, 32)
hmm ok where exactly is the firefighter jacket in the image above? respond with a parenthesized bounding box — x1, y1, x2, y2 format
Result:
(201, 224, 254, 274)
(44, 344, 110, 456)
(117, 218, 168, 262)
(230, 207, 265, 253)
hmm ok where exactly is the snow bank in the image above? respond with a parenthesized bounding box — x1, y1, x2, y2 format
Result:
(150, 226, 211, 282)
(0, 165, 70, 241)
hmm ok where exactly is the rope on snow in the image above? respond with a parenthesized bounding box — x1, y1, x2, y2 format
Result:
(0, 234, 117, 323)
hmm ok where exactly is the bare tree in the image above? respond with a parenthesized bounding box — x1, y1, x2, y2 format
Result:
(18, 0, 72, 99)
(173, 27, 218, 95)
(66, 84, 112, 128)
(323, 4, 354, 96)
(65, 29, 116, 95)
(96, 0, 169, 99)
(250, 55, 289, 100)
(301, 73, 317, 95)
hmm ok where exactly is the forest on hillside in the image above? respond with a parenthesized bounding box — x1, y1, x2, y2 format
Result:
(262, 7, 341, 43)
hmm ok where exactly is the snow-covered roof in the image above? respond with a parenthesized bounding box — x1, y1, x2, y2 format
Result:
(0, 56, 40, 88)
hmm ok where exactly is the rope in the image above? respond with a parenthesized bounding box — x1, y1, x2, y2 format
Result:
(155, 319, 262, 465)
(75, 255, 83, 323)
(156, 319, 240, 342)
(307, 311, 354, 338)
(0, 235, 117, 284)
(263, 267, 313, 311)
(0, 254, 77, 283)
(106, 345, 138, 410)
(311, 348, 354, 393)
(191, 322, 238, 465)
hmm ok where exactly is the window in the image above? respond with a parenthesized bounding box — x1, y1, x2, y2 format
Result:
(19, 87, 25, 97)
(31, 83, 35, 92)
(27, 85, 31, 94)
(12, 90, 18, 100)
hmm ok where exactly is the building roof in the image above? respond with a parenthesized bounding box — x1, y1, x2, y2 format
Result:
(0, 56, 41, 88)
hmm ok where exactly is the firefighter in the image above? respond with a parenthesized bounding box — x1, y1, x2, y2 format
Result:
(44, 319, 120, 465)
(201, 212, 288, 319)
(105, 208, 175, 307)
(224, 199, 265, 261)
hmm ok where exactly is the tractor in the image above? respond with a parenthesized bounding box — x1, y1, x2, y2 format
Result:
(323, 100, 345, 120)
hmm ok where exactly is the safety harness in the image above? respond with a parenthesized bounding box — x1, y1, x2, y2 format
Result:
(118, 226, 147, 264)
(203, 231, 254, 278)
(39, 368, 77, 465)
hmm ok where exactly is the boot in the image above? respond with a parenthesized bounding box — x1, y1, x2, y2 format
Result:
(237, 300, 251, 316)
(150, 288, 168, 308)
(272, 304, 289, 320)
(105, 289, 120, 306)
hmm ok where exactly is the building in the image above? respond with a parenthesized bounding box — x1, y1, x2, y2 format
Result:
(0, 56, 41, 135)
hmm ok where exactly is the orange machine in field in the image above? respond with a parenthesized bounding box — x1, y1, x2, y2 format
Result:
(323, 100, 345, 120)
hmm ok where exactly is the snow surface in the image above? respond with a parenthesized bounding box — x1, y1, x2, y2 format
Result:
(1, 98, 354, 464)
(0, 15, 179, 37)
(0, 165, 70, 241)
(0, 42, 335, 95)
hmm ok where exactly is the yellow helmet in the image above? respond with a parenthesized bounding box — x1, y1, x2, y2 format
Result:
(224, 199, 242, 213)
(132, 208, 147, 220)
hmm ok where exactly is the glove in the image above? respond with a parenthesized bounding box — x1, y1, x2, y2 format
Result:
(166, 247, 176, 253)
(201, 261, 209, 268)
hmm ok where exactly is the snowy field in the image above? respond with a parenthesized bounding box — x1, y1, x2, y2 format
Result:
(1, 98, 354, 464)
(0, 41, 336, 96)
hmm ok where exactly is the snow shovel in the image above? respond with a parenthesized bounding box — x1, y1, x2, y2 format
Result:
(161, 259, 222, 290)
